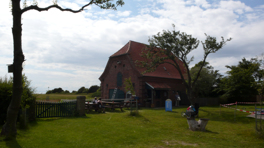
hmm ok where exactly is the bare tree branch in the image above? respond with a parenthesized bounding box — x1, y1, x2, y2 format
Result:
(21, 0, 95, 14)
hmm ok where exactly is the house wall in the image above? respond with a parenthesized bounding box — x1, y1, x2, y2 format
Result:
(100, 55, 142, 99)
(100, 56, 188, 106)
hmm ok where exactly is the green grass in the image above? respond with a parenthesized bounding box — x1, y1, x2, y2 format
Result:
(1, 106, 264, 148)
(224, 104, 263, 112)
(35, 93, 96, 101)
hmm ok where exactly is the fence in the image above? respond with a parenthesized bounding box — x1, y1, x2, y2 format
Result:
(35, 101, 77, 118)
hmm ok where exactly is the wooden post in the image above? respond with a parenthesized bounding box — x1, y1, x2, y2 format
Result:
(234, 101, 237, 122)
(219, 104, 221, 115)
(260, 96, 262, 130)
(76, 96, 86, 116)
(255, 103, 258, 130)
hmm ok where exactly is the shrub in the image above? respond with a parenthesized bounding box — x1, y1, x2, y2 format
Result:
(0, 76, 13, 125)
(0, 75, 36, 126)
(91, 87, 101, 97)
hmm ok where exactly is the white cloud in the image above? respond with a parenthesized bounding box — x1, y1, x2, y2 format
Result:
(218, 0, 253, 14)
(117, 11, 131, 17)
(1, 0, 264, 93)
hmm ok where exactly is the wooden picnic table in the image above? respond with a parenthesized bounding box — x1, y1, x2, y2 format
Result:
(123, 101, 140, 109)
(85, 101, 124, 112)
(101, 101, 124, 111)
(85, 102, 99, 112)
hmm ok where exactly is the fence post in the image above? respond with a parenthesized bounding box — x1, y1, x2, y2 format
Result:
(234, 101, 237, 122)
(76, 96, 86, 116)
(219, 104, 221, 115)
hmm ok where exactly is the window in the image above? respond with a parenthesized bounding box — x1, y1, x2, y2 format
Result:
(117, 72, 122, 87)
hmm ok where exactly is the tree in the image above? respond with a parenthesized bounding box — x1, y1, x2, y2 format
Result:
(190, 61, 222, 97)
(124, 77, 135, 95)
(137, 25, 231, 104)
(88, 85, 100, 93)
(46, 87, 64, 94)
(218, 57, 264, 102)
(77, 86, 86, 94)
(2, 0, 124, 139)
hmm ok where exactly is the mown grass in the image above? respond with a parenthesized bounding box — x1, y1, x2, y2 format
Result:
(35, 93, 97, 101)
(223, 104, 263, 112)
(0, 106, 263, 148)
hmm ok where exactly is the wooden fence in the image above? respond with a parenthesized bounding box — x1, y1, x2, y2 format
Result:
(35, 101, 77, 118)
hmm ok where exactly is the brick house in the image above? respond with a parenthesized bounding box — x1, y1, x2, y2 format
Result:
(99, 41, 189, 107)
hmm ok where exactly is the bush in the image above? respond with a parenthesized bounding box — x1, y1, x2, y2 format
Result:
(88, 85, 99, 93)
(91, 87, 101, 98)
(0, 75, 36, 126)
(0, 76, 13, 125)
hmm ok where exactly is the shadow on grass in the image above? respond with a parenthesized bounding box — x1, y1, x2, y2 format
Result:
(125, 112, 151, 123)
(36, 116, 91, 122)
(167, 111, 178, 113)
(5, 139, 22, 148)
(204, 129, 219, 134)
(199, 108, 254, 124)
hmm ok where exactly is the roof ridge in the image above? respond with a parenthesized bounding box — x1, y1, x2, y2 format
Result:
(126, 40, 131, 53)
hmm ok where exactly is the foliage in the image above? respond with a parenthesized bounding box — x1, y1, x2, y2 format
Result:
(0, 76, 13, 125)
(218, 57, 264, 102)
(1, 107, 263, 147)
(91, 87, 101, 97)
(190, 61, 222, 97)
(88, 85, 100, 93)
(137, 24, 231, 104)
(124, 77, 135, 95)
(0, 75, 36, 126)
(46, 87, 64, 94)
(77, 86, 87, 94)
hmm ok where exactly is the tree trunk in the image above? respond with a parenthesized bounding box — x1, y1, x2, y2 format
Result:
(1, 0, 24, 139)
(187, 87, 194, 105)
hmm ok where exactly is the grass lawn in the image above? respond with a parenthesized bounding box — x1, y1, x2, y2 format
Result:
(1, 106, 263, 148)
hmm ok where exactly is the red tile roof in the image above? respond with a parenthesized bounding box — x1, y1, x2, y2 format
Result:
(111, 40, 186, 79)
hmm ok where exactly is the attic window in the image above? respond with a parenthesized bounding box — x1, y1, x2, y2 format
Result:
(163, 67, 167, 71)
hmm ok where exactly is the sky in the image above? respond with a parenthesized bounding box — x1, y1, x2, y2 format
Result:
(0, 0, 264, 94)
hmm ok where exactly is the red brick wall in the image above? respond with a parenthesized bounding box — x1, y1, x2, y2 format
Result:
(100, 55, 141, 99)
(100, 55, 186, 106)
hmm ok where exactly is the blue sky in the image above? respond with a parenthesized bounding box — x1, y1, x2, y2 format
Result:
(0, 0, 264, 93)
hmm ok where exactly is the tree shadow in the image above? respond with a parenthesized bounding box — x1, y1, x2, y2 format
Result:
(5, 139, 22, 148)
(198, 108, 256, 124)
(167, 111, 178, 113)
(204, 129, 219, 134)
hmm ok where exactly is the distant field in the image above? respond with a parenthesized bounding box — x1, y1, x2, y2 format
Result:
(35, 93, 98, 101)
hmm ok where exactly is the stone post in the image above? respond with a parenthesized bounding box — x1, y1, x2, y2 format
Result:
(76, 96, 86, 116)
